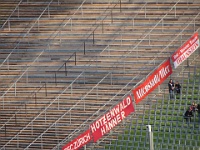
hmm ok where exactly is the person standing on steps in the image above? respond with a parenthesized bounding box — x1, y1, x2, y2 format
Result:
(168, 79, 175, 99)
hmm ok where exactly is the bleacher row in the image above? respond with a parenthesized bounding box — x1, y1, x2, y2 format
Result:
(0, 0, 200, 149)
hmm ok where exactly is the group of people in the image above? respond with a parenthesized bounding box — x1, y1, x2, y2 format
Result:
(184, 102, 200, 123)
(167, 79, 200, 123)
(168, 79, 181, 99)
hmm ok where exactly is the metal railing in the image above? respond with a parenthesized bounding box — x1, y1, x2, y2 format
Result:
(0, 0, 124, 130)
(32, 2, 199, 150)
(1, 0, 128, 138)
(53, 8, 200, 150)
(0, 0, 23, 30)
(0, 0, 199, 148)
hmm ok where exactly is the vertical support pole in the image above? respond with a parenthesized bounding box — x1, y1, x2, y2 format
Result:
(71, 84, 73, 96)
(84, 42, 86, 55)
(41, 136, 43, 149)
(15, 82, 17, 96)
(93, 31, 95, 44)
(58, 97, 59, 110)
(48, 5, 50, 18)
(7, 58, 9, 70)
(149, 34, 150, 45)
(119, 0, 122, 12)
(102, 20, 104, 33)
(35, 93, 37, 105)
(121, 33, 122, 46)
(132, 18, 134, 29)
(75, 52, 76, 65)
(31, 122, 33, 135)
(55, 73, 57, 85)
(3, 97, 4, 109)
(111, 10, 113, 24)
(81, 6, 83, 16)
(70, 18, 72, 31)
(69, 111, 71, 124)
(145, 5, 146, 18)
(5, 124, 6, 137)
(110, 72, 113, 85)
(59, 30, 61, 44)
(65, 62, 67, 76)
(194, 19, 195, 32)
(146, 125, 154, 150)
(18, 6, 19, 18)
(17, 135, 19, 148)
(25, 103, 27, 118)
(174, 6, 176, 18)
(96, 86, 98, 99)
(45, 82, 47, 96)
(8, 20, 10, 31)
(162, 19, 163, 32)
(38, 19, 39, 31)
(15, 113, 17, 124)
(44, 110, 46, 124)
(26, 70, 28, 84)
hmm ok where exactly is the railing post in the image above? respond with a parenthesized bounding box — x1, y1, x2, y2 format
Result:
(119, 0, 122, 12)
(58, 97, 59, 110)
(70, 18, 72, 31)
(45, 82, 47, 96)
(93, 31, 95, 44)
(41, 136, 43, 149)
(102, 20, 104, 33)
(110, 72, 113, 85)
(174, 6, 176, 18)
(18, 6, 19, 18)
(35, 93, 37, 105)
(44, 109, 46, 124)
(7, 58, 9, 70)
(84, 42, 86, 55)
(17, 135, 19, 148)
(48, 5, 50, 18)
(75, 52, 76, 65)
(65, 62, 67, 76)
(15, 113, 17, 124)
(31, 122, 33, 135)
(5, 124, 6, 137)
(194, 19, 196, 32)
(25, 103, 27, 118)
(132, 18, 134, 29)
(149, 34, 150, 45)
(71, 84, 73, 96)
(69, 111, 71, 124)
(81, 5, 83, 16)
(2, 97, 4, 109)
(26, 70, 28, 84)
(38, 19, 40, 31)
(15, 82, 17, 96)
(8, 20, 10, 31)
(111, 10, 113, 24)
(55, 72, 57, 85)
(145, 5, 146, 18)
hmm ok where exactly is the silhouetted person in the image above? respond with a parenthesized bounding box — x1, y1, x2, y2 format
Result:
(168, 79, 174, 99)
(175, 81, 181, 94)
(184, 108, 193, 123)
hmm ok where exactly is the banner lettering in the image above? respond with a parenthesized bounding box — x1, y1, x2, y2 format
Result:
(171, 32, 199, 68)
(90, 95, 134, 142)
(132, 58, 172, 104)
(62, 129, 91, 150)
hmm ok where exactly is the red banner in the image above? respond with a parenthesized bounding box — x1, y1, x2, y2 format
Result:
(132, 58, 172, 104)
(171, 32, 199, 68)
(62, 129, 91, 150)
(90, 95, 134, 142)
